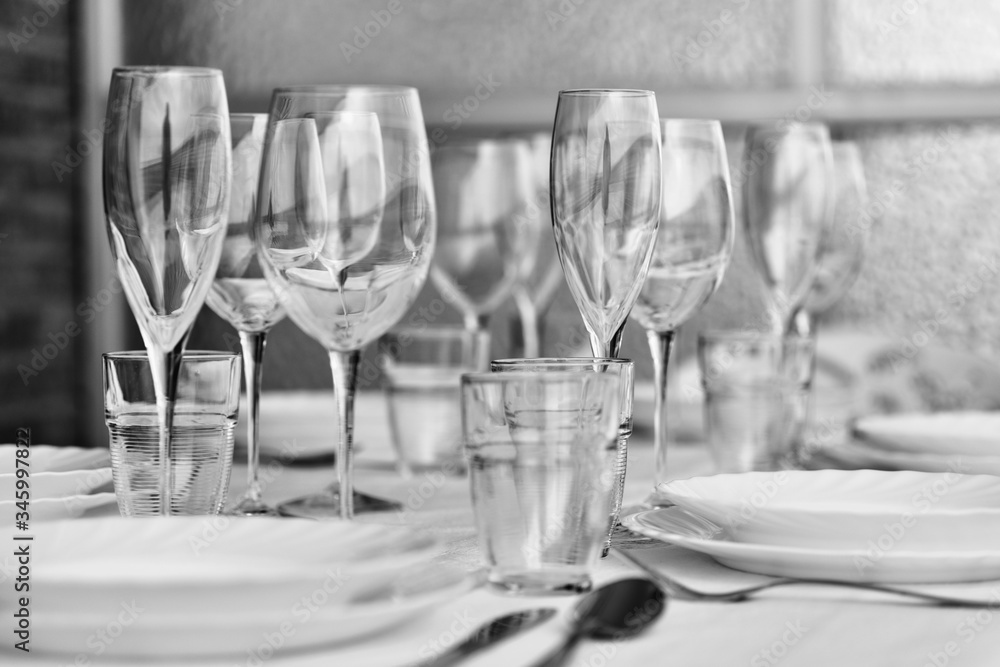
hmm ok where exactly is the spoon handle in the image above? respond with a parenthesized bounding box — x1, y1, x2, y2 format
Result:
(531, 630, 584, 667)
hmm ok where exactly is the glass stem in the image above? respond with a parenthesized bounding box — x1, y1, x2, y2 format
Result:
(588, 320, 627, 358)
(146, 338, 186, 517)
(512, 285, 540, 358)
(329, 349, 360, 520)
(791, 308, 814, 338)
(239, 330, 267, 504)
(648, 328, 676, 487)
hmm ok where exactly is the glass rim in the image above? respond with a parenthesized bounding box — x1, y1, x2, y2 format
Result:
(558, 88, 655, 98)
(103, 350, 239, 362)
(491, 357, 633, 367)
(272, 84, 418, 97)
(112, 66, 223, 78)
(461, 370, 619, 385)
(744, 121, 830, 137)
(698, 330, 816, 346)
(433, 135, 532, 150)
(230, 112, 268, 120)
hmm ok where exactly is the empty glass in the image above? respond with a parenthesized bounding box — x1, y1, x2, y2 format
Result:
(380, 326, 488, 476)
(430, 137, 539, 335)
(631, 119, 734, 487)
(550, 89, 661, 357)
(743, 123, 833, 335)
(698, 332, 815, 471)
(490, 358, 633, 556)
(461, 371, 620, 594)
(103, 67, 232, 516)
(104, 351, 240, 516)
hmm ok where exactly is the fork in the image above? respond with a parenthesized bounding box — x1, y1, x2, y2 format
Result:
(613, 548, 998, 608)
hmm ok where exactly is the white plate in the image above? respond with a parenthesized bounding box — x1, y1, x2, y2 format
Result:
(854, 411, 1000, 457)
(0, 468, 112, 499)
(0, 517, 441, 627)
(0, 445, 110, 474)
(654, 470, 1000, 551)
(624, 506, 1000, 583)
(0, 493, 117, 523)
(25, 561, 473, 658)
(814, 439, 1000, 476)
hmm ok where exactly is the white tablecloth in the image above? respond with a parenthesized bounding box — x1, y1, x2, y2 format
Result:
(10, 392, 1000, 666)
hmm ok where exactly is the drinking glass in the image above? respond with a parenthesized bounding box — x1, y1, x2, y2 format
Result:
(550, 89, 661, 357)
(632, 119, 734, 487)
(743, 122, 833, 335)
(461, 371, 620, 594)
(509, 132, 565, 358)
(380, 326, 488, 476)
(798, 140, 869, 332)
(490, 358, 633, 556)
(104, 351, 240, 516)
(103, 67, 231, 516)
(206, 113, 286, 516)
(252, 86, 435, 519)
(430, 137, 539, 334)
(698, 332, 815, 470)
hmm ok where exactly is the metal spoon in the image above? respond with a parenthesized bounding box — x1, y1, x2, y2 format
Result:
(533, 578, 667, 667)
(422, 608, 556, 666)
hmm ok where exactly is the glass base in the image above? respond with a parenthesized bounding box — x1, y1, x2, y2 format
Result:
(228, 496, 279, 517)
(277, 488, 402, 518)
(488, 571, 593, 596)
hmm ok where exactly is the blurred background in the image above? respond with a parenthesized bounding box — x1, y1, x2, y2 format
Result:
(4, 0, 1000, 447)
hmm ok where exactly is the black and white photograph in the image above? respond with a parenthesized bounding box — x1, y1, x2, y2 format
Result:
(4, 1, 1000, 665)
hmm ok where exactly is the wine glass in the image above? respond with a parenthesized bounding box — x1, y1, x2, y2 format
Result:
(430, 138, 539, 337)
(798, 140, 868, 332)
(550, 89, 662, 357)
(742, 122, 833, 335)
(252, 86, 435, 520)
(103, 67, 231, 516)
(631, 119, 734, 486)
(206, 113, 286, 516)
(509, 132, 565, 357)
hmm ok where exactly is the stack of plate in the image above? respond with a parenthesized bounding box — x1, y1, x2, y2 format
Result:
(0, 517, 472, 658)
(628, 469, 1000, 583)
(0, 445, 116, 522)
(819, 411, 1000, 475)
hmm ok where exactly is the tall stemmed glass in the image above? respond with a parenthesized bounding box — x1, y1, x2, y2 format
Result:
(430, 138, 538, 340)
(797, 141, 868, 333)
(103, 67, 231, 516)
(743, 122, 833, 335)
(550, 90, 662, 357)
(632, 119, 734, 486)
(206, 114, 286, 516)
(253, 87, 435, 520)
(509, 132, 565, 357)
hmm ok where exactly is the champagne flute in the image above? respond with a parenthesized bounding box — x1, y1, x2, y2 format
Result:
(253, 86, 435, 519)
(103, 67, 231, 516)
(206, 113, 287, 516)
(550, 89, 662, 357)
(430, 138, 538, 339)
(631, 119, 734, 486)
(509, 132, 565, 358)
(798, 140, 868, 332)
(742, 122, 833, 335)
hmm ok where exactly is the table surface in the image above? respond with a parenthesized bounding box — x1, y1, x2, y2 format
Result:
(12, 392, 1000, 667)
